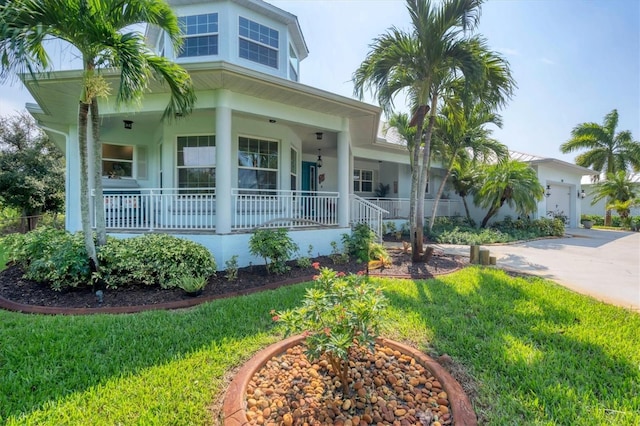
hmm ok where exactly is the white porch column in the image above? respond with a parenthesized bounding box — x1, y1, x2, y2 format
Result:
(337, 131, 350, 227)
(216, 106, 232, 234)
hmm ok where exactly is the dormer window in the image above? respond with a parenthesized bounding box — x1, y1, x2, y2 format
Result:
(289, 44, 298, 81)
(239, 16, 278, 68)
(178, 13, 219, 57)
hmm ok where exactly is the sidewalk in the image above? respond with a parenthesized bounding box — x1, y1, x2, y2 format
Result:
(390, 229, 640, 312)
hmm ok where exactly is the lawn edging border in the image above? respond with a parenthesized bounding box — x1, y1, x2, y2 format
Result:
(0, 275, 315, 315)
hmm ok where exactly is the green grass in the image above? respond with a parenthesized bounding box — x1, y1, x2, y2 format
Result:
(0, 267, 638, 425)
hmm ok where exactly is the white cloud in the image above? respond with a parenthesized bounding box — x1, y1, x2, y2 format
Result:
(540, 57, 555, 65)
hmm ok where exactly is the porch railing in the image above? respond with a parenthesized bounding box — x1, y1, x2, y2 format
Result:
(94, 188, 217, 231)
(350, 194, 388, 242)
(93, 187, 341, 232)
(232, 188, 339, 230)
(366, 197, 464, 219)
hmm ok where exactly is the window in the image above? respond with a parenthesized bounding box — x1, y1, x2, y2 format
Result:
(353, 169, 374, 192)
(290, 148, 298, 190)
(177, 135, 216, 190)
(178, 13, 218, 57)
(238, 137, 278, 190)
(103, 144, 134, 178)
(239, 16, 278, 68)
(289, 45, 298, 81)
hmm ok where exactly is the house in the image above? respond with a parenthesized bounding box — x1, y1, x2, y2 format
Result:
(21, 0, 408, 268)
(20, 0, 594, 269)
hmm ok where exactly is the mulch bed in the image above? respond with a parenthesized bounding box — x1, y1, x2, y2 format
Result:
(0, 250, 465, 312)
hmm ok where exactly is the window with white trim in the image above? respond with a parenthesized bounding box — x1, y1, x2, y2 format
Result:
(178, 13, 218, 57)
(238, 137, 278, 190)
(177, 135, 216, 191)
(103, 144, 134, 178)
(353, 169, 374, 192)
(239, 16, 278, 68)
(289, 44, 298, 81)
(290, 148, 298, 190)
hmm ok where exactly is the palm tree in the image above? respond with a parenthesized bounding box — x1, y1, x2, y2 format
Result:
(590, 171, 640, 227)
(428, 98, 508, 231)
(0, 0, 196, 268)
(561, 109, 640, 176)
(353, 0, 514, 261)
(450, 160, 480, 225)
(474, 159, 544, 228)
(561, 109, 640, 225)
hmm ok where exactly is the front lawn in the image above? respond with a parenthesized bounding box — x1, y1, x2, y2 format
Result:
(0, 268, 638, 425)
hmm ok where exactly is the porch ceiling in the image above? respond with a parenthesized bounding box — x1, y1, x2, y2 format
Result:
(22, 62, 381, 147)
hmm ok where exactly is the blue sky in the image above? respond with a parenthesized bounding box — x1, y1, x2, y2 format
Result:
(1, 0, 638, 164)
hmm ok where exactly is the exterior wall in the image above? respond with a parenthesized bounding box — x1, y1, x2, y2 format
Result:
(112, 227, 350, 270)
(464, 163, 587, 228)
(535, 164, 585, 228)
(581, 183, 640, 218)
(163, 1, 300, 81)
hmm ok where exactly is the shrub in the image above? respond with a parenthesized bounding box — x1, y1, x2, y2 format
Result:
(342, 223, 375, 262)
(96, 234, 216, 289)
(249, 228, 298, 274)
(329, 241, 349, 264)
(296, 244, 314, 269)
(274, 265, 387, 395)
(176, 275, 207, 293)
(581, 214, 604, 226)
(225, 255, 239, 281)
(4, 227, 90, 290)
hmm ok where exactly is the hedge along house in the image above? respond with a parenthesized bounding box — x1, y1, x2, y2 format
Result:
(22, 0, 393, 268)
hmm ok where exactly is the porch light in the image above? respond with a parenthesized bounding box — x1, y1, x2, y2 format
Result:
(578, 189, 586, 199)
(123, 120, 133, 130)
(315, 132, 323, 140)
(545, 185, 551, 197)
(316, 149, 323, 168)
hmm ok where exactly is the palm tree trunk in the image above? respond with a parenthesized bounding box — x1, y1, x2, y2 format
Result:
(413, 96, 438, 262)
(481, 197, 505, 228)
(78, 101, 98, 270)
(410, 106, 428, 262)
(462, 196, 472, 224)
(428, 158, 455, 232)
(91, 97, 106, 246)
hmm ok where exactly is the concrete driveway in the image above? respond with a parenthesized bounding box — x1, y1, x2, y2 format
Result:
(438, 228, 640, 312)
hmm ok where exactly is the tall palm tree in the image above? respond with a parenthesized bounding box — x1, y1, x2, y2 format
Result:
(474, 159, 544, 228)
(429, 98, 508, 231)
(561, 109, 640, 225)
(0, 0, 196, 268)
(561, 109, 640, 175)
(353, 0, 513, 261)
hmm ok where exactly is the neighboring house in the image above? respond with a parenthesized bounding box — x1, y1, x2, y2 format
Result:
(19, 0, 597, 269)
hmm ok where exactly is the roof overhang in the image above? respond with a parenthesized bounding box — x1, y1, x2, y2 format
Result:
(528, 158, 598, 176)
(21, 61, 380, 146)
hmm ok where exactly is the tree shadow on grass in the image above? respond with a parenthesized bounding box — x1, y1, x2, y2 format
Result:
(381, 267, 640, 425)
(0, 282, 310, 422)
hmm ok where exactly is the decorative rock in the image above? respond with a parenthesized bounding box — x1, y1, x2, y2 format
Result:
(282, 413, 293, 426)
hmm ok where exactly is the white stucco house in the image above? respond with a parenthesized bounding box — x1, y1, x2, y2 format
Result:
(19, 0, 596, 268)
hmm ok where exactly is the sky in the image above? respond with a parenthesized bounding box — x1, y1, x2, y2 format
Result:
(1, 0, 638, 164)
